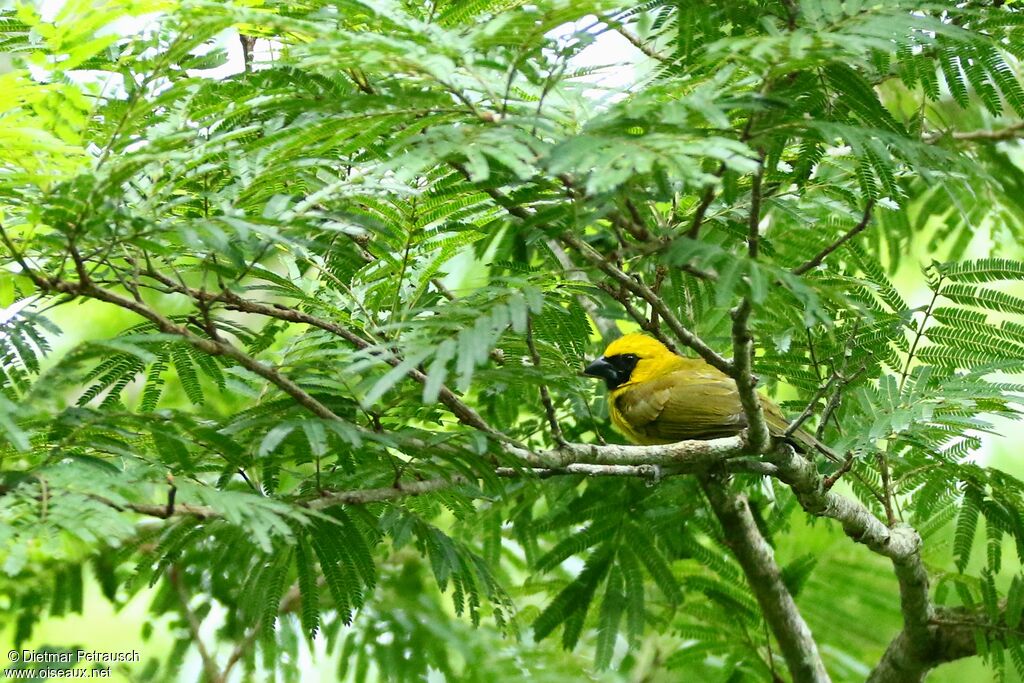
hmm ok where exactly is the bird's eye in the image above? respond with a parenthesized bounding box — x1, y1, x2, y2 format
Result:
(624, 354, 639, 361)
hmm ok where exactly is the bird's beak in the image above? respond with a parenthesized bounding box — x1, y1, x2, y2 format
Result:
(583, 356, 617, 383)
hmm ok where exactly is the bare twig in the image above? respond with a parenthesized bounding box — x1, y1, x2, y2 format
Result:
(783, 376, 838, 438)
(138, 268, 503, 440)
(899, 281, 942, 392)
(877, 451, 897, 526)
(686, 180, 720, 239)
(599, 14, 668, 61)
(822, 454, 854, 491)
(43, 273, 347, 423)
(923, 120, 1024, 143)
(793, 200, 876, 276)
(544, 238, 620, 341)
(747, 163, 764, 259)
(526, 316, 566, 445)
(596, 281, 681, 354)
(559, 232, 732, 373)
(170, 566, 225, 683)
(816, 326, 863, 440)
(452, 166, 727, 368)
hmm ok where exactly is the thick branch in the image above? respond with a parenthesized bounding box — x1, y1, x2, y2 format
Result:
(730, 299, 771, 453)
(701, 476, 830, 683)
(94, 437, 750, 521)
(764, 443, 933, 666)
(765, 445, 921, 562)
(508, 434, 745, 468)
(729, 162, 772, 454)
(868, 605, 1011, 683)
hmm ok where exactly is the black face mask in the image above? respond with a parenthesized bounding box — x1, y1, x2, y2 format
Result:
(583, 354, 640, 390)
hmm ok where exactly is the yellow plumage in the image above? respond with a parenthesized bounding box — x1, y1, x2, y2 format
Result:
(585, 333, 823, 452)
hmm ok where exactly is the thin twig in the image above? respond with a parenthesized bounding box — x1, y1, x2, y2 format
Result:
(816, 320, 863, 439)
(544, 238, 620, 341)
(686, 180, 720, 239)
(596, 282, 681, 354)
(923, 120, 1024, 143)
(599, 14, 668, 61)
(747, 163, 764, 259)
(686, 113, 757, 241)
(783, 375, 838, 438)
(170, 566, 224, 683)
(816, 364, 867, 440)
(877, 452, 897, 526)
(899, 280, 942, 392)
(526, 316, 566, 446)
(138, 267, 504, 441)
(560, 232, 732, 373)
(822, 454, 854, 491)
(793, 200, 876, 275)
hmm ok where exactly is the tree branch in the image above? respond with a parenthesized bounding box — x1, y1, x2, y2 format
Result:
(511, 434, 745, 469)
(459, 169, 728, 370)
(526, 315, 566, 445)
(84, 436, 749, 522)
(169, 566, 225, 683)
(783, 375, 838, 438)
(792, 200, 876, 276)
(686, 180, 719, 239)
(705, 164, 831, 683)
(34, 270, 347, 423)
(765, 444, 921, 562)
(700, 476, 830, 683)
(138, 268, 503, 440)
(730, 163, 772, 454)
(763, 442, 933, 669)
(598, 14, 668, 62)
(747, 164, 763, 260)
(596, 281, 681, 354)
(544, 238, 620, 341)
(924, 120, 1024, 143)
(868, 604, 1011, 683)
(730, 299, 771, 453)
(558, 232, 732, 373)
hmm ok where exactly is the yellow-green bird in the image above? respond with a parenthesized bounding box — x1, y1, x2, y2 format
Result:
(583, 333, 825, 453)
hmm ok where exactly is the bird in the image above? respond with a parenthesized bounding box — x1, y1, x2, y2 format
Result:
(583, 333, 829, 455)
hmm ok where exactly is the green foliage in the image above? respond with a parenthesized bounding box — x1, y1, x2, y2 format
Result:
(4, 0, 1024, 680)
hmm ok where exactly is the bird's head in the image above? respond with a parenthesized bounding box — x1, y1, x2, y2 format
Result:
(583, 333, 676, 390)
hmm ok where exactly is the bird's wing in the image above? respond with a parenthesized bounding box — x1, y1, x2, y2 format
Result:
(613, 368, 747, 442)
